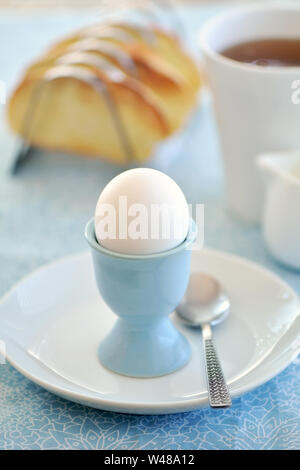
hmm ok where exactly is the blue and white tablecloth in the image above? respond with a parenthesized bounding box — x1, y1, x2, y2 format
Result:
(0, 4, 299, 450)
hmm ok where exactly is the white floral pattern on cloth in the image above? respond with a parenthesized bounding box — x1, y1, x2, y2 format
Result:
(0, 360, 299, 450)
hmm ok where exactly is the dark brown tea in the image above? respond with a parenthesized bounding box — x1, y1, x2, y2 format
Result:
(221, 38, 300, 67)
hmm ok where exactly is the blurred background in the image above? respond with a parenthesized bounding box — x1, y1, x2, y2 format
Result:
(0, 0, 253, 6)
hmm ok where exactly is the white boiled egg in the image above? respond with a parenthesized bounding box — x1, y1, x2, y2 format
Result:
(94, 168, 189, 255)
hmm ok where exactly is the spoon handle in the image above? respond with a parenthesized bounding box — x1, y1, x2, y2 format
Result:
(202, 323, 232, 408)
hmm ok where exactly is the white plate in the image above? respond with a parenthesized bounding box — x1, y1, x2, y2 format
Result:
(0, 249, 299, 414)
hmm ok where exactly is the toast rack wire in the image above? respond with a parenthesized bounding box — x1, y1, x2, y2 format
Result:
(10, 0, 183, 174)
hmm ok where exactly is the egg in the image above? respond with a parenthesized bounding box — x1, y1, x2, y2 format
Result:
(94, 168, 189, 255)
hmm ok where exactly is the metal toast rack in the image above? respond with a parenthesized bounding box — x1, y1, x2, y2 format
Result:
(10, 0, 183, 174)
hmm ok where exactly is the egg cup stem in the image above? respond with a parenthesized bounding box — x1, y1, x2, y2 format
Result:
(99, 317, 190, 377)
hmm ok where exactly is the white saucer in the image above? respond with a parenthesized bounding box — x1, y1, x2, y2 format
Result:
(0, 249, 299, 414)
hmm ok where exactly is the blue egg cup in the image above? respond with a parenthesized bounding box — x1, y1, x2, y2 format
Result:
(85, 218, 197, 378)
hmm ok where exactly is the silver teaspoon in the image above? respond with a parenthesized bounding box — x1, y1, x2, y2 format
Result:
(176, 272, 232, 408)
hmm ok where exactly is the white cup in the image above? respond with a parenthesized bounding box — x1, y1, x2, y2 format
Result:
(200, 4, 300, 224)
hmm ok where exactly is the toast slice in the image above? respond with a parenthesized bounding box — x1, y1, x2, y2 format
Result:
(8, 64, 169, 163)
(8, 22, 201, 163)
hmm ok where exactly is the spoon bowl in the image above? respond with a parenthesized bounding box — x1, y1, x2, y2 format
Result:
(176, 273, 230, 327)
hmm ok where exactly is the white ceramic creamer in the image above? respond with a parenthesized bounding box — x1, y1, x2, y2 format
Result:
(257, 151, 300, 269)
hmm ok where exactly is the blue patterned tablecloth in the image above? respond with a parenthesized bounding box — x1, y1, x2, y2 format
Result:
(0, 4, 299, 450)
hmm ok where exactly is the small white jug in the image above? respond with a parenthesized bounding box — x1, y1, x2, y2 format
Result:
(257, 151, 300, 270)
